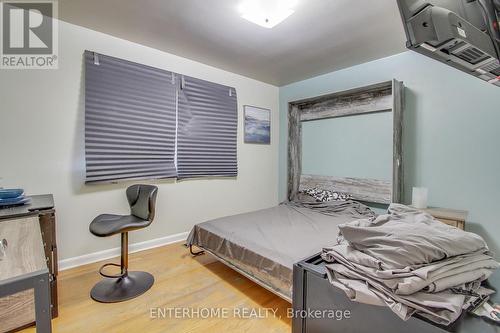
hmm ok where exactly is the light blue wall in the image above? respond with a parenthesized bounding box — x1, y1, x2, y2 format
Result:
(279, 51, 500, 257)
(302, 112, 393, 181)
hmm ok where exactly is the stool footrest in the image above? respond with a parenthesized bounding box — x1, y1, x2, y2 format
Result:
(99, 263, 126, 279)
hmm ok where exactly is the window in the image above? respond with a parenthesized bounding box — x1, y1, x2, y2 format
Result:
(84, 51, 177, 183)
(84, 51, 238, 183)
(177, 75, 238, 179)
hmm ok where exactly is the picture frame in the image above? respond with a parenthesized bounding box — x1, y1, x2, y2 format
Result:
(244, 105, 271, 144)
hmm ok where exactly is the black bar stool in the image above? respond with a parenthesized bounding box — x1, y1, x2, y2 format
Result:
(89, 184, 158, 303)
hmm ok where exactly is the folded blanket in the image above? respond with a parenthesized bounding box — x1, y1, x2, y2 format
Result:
(322, 204, 499, 325)
(325, 261, 494, 324)
(323, 244, 498, 295)
(337, 204, 489, 269)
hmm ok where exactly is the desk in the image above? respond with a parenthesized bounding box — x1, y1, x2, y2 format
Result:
(0, 195, 55, 219)
(0, 217, 51, 333)
(0, 195, 57, 332)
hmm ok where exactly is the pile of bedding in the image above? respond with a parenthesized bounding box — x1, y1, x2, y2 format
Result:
(322, 204, 499, 325)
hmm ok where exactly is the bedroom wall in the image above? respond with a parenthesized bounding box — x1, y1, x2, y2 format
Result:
(0, 20, 280, 263)
(279, 51, 500, 257)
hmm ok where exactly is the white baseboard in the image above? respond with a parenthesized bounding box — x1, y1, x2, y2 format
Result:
(59, 231, 189, 271)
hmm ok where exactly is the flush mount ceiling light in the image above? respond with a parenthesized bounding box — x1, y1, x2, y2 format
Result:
(239, 0, 298, 29)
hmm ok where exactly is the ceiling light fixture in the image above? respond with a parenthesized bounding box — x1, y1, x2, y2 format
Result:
(239, 0, 298, 29)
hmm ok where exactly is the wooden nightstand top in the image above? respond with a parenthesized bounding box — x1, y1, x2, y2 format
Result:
(422, 207, 468, 222)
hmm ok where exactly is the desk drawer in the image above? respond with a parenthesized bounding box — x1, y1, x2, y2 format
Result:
(0, 290, 35, 333)
(436, 218, 465, 230)
(437, 218, 459, 228)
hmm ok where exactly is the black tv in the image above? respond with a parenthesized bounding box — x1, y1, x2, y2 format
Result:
(397, 0, 500, 87)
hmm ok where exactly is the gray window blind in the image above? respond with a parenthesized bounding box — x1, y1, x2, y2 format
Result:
(84, 51, 177, 183)
(177, 75, 238, 179)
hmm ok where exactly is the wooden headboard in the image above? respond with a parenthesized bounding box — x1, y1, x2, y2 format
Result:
(287, 80, 404, 205)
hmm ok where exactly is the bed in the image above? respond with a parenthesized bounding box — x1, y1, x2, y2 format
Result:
(187, 200, 375, 301)
(187, 80, 405, 302)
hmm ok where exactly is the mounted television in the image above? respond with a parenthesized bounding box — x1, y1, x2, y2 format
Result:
(397, 0, 500, 87)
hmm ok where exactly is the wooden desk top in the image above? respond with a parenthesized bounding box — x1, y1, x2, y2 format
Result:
(0, 194, 54, 220)
(0, 217, 47, 281)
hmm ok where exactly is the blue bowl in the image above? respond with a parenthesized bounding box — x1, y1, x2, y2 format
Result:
(0, 189, 24, 199)
(0, 197, 30, 207)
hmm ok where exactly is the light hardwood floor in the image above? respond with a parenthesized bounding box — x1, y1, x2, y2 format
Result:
(21, 242, 291, 333)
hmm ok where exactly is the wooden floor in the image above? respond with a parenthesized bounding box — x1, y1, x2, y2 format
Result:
(21, 242, 291, 333)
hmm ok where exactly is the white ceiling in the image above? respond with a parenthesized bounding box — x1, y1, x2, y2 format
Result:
(60, 0, 407, 86)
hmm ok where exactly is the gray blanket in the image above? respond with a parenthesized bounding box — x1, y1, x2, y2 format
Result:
(323, 204, 499, 325)
(187, 199, 375, 298)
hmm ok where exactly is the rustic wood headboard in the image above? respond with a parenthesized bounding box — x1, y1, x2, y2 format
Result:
(287, 80, 404, 205)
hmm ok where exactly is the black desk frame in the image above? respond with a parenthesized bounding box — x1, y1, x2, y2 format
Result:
(0, 264, 52, 333)
(0, 195, 56, 332)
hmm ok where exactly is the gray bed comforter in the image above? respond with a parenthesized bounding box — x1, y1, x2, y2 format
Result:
(322, 204, 499, 325)
(187, 199, 375, 298)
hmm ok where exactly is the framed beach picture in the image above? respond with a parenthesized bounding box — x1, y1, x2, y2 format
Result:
(244, 106, 271, 144)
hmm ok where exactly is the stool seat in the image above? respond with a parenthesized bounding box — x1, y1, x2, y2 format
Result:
(88, 184, 158, 303)
(89, 214, 152, 237)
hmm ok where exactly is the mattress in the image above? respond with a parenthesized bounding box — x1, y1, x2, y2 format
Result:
(186, 200, 375, 300)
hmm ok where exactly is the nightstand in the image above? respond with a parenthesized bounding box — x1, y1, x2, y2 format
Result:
(422, 207, 468, 230)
